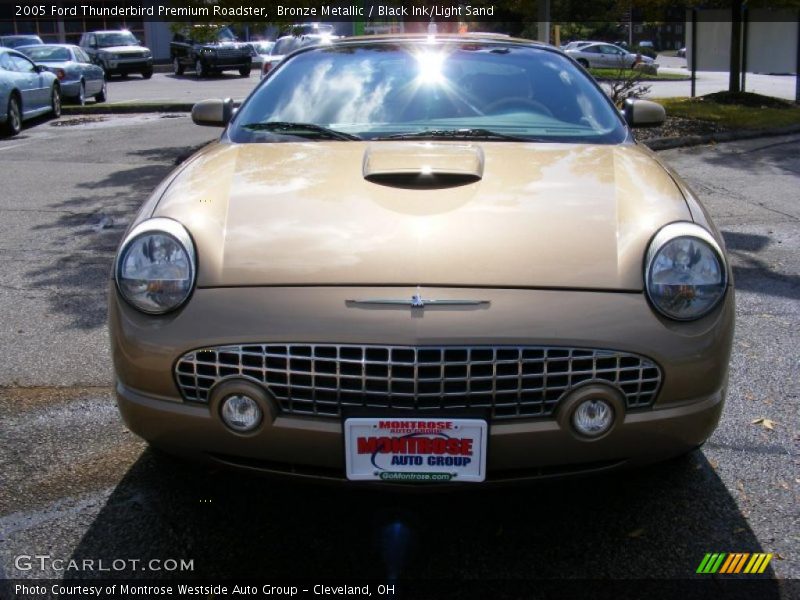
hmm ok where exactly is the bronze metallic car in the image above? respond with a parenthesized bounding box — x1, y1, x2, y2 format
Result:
(110, 35, 734, 485)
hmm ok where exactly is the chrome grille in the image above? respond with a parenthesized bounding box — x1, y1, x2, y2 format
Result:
(175, 345, 661, 419)
(216, 47, 249, 58)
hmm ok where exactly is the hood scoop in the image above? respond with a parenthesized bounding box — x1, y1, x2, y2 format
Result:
(363, 142, 484, 189)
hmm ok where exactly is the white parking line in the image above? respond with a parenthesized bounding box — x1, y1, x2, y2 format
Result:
(0, 141, 30, 151)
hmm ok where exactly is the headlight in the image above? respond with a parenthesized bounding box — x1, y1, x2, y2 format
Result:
(115, 218, 196, 314)
(645, 222, 728, 320)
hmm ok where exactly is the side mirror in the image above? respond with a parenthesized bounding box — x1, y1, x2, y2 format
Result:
(624, 98, 665, 128)
(192, 98, 235, 127)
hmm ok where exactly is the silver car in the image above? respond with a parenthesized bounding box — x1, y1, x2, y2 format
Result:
(0, 48, 61, 137)
(566, 42, 655, 70)
(247, 41, 274, 71)
(18, 44, 106, 105)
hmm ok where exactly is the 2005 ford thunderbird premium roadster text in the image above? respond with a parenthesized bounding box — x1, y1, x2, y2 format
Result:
(110, 35, 734, 484)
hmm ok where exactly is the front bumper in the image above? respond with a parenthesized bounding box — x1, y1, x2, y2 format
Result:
(206, 57, 251, 68)
(105, 58, 153, 73)
(111, 285, 734, 482)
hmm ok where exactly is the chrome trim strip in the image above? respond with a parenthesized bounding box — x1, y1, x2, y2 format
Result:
(347, 287, 489, 308)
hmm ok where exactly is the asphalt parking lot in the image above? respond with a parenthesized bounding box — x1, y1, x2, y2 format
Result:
(0, 115, 797, 594)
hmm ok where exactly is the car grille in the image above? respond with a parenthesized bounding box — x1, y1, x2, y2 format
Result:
(174, 344, 661, 419)
(216, 47, 249, 58)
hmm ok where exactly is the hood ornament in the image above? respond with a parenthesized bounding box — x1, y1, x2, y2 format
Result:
(347, 287, 489, 308)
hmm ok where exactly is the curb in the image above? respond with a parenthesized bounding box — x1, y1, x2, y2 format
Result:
(644, 124, 800, 150)
(62, 103, 196, 114)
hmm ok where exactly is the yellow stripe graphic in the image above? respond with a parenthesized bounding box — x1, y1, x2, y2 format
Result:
(758, 554, 773, 574)
(743, 554, 759, 573)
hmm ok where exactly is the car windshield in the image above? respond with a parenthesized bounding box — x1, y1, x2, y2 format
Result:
(216, 27, 237, 42)
(231, 41, 627, 144)
(20, 46, 71, 61)
(97, 32, 138, 47)
(5, 36, 42, 48)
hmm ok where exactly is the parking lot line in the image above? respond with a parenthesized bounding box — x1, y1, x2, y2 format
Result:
(0, 141, 30, 151)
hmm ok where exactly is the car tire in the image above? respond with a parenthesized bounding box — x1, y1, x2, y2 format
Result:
(577, 58, 589, 68)
(2, 95, 22, 137)
(142, 69, 153, 79)
(95, 80, 107, 103)
(173, 56, 184, 76)
(50, 85, 61, 119)
(239, 66, 251, 77)
(195, 59, 206, 78)
(76, 81, 86, 106)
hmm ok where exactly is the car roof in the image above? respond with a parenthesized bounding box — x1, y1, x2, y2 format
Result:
(18, 43, 74, 49)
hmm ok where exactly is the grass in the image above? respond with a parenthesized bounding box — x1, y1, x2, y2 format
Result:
(656, 92, 800, 130)
(588, 68, 689, 81)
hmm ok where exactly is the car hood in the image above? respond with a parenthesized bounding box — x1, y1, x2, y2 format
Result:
(101, 45, 147, 54)
(201, 42, 247, 50)
(152, 141, 691, 290)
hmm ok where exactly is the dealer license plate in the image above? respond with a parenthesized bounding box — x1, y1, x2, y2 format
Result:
(344, 417, 487, 483)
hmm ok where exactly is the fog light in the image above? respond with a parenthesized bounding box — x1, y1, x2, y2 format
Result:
(220, 394, 262, 433)
(572, 399, 614, 438)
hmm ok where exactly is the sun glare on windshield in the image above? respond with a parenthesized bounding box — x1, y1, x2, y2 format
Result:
(415, 49, 447, 86)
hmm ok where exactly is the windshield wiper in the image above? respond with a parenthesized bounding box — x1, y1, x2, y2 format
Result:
(375, 128, 532, 142)
(241, 121, 361, 141)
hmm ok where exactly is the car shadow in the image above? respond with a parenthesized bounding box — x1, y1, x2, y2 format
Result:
(23, 140, 214, 330)
(105, 74, 150, 82)
(63, 449, 781, 594)
(722, 230, 800, 301)
(163, 73, 252, 81)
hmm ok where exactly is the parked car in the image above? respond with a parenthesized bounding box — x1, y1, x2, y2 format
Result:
(171, 25, 252, 78)
(260, 35, 296, 77)
(0, 35, 43, 49)
(566, 42, 656, 69)
(561, 40, 594, 52)
(0, 48, 61, 136)
(110, 35, 732, 485)
(261, 33, 338, 77)
(79, 30, 153, 79)
(247, 41, 274, 71)
(677, 47, 687, 58)
(18, 44, 106, 105)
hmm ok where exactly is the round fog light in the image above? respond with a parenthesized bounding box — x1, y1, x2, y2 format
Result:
(572, 399, 614, 438)
(220, 394, 262, 433)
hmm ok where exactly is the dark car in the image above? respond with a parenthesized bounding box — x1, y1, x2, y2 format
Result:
(0, 35, 43, 49)
(78, 30, 153, 79)
(170, 25, 252, 78)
